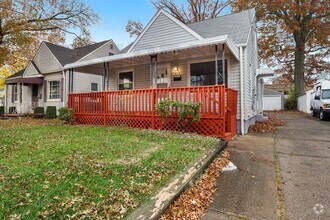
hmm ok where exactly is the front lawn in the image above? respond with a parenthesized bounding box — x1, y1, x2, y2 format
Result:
(0, 119, 218, 219)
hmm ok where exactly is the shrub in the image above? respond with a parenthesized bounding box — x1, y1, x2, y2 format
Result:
(0, 106, 4, 115)
(46, 106, 57, 119)
(155, 99, 201, 132)
(34, 107, 44, 114)
(58, 107, 74, 122)
(285, 88, 297, 110)
(9, 106, 16, 114)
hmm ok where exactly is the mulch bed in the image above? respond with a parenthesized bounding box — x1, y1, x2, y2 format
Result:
(160, 151, 230, 220)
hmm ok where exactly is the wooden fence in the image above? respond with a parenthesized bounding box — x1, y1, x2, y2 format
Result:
(68, 85, 238, 140)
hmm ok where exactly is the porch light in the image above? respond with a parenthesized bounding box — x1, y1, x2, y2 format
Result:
(173, 66, 178, 72)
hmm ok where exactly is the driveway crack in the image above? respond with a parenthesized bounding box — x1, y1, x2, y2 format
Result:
(277, 151, 330, 159)
(273, 133, 287, 220)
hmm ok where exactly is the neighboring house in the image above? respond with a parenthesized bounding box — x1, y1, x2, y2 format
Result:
(63, 9, 273, 134)
(4, 40, 119, 114)
(263, 88, 284, 111)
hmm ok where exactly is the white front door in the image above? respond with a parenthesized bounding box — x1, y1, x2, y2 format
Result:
(157, 64, 171, 88)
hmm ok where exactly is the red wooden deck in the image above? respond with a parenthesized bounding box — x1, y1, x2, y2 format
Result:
(68, 85, 238, 140)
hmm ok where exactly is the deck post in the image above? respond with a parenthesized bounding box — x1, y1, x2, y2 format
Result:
(215, 45, 219, 85)
(151, 89, 156, 129)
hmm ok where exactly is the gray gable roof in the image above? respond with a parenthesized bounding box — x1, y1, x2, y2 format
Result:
(185, 9, 255, 44)
(44, 40, 111, 66)
(6, 69, 25, 80)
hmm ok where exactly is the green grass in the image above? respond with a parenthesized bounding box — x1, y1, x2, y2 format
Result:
(0, 118, 218, 219)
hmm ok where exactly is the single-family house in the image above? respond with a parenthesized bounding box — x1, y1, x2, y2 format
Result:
(63, 9, 273, 135)
(4, 40, 119, 114)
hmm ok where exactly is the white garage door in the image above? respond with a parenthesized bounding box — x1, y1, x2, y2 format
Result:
(263, 96, 282, 111)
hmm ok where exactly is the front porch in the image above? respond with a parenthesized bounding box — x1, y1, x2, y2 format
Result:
(68, 85, 238, 140)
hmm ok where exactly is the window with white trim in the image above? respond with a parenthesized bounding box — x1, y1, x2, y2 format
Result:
(49, 80, 60, 100)
(118, 71, 133, 90)
(91, 83, 98, 92)
(14, 85, 18, 102)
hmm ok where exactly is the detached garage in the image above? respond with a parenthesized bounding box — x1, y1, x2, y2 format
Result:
(263, 89, 284, 111)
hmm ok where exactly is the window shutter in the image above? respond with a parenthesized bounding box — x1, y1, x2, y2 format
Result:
(60, 78, 64, 102)
(11, 85, 15, 103)
(43, 80, 47, 102)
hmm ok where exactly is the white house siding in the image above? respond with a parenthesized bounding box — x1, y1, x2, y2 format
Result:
(228, 54, 241, 119)
(244, 27, 258, 121)
(80, 42, 119, 62)
(34, 43, 62, 73)
(25, 62, 40, 76)
(73, 72, 103, 93)
(131, 13, 199, 52)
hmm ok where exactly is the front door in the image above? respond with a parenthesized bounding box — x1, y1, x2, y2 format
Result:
(157, 64, 171, 88)
(32, 84, 39, 104)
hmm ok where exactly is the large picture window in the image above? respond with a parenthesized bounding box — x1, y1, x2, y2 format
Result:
(49, 81, 60, 100)
(118, 71, 133, 90)
(190, 60, 227, 86)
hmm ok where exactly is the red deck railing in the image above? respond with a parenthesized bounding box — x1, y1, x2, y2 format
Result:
(68, 85, 238, 140)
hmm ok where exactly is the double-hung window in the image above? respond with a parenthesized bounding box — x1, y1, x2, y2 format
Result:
(118, 71, 133, 90)
(91, 83, 98, 92)
(13, 85, 18, 102)
(49, 81, 60, 100)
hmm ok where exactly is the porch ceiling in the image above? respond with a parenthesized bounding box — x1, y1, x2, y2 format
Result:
(64, 35, 239, 70)
(71, 44, 234, 71)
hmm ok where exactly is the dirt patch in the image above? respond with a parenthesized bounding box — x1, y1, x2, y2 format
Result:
(160, 151, 230, 220)
(248, 116, 285, 133)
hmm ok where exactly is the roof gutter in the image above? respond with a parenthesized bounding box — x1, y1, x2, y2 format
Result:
(64, 35, 240, 70)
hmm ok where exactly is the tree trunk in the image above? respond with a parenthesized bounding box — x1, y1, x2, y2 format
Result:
(293, 32, 305, 96)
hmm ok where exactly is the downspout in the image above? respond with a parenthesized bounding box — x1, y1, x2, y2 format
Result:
(240, 46, 245, 135)
(62, 70, 66, 107)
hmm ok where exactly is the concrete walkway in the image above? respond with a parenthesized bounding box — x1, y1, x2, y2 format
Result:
(202, 112, 330, 220)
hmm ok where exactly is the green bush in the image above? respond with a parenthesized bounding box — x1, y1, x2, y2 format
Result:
(58, 107, 74, 122)
(285, 88, 297, 110)
(9, 106, 16, 114)
(0, 106, 4, 115)
(46, 106, 57, 119)
(155, 99, 201, 122)
(34, 107, 44, 114)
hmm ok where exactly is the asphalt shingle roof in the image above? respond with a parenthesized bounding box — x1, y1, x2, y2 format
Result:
(6, 69, 25, 80)
(44, 40, 111, 66)
(187, 9, 255, 44)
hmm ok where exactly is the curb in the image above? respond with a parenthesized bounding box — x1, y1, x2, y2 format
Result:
(128, 140, 228, 220)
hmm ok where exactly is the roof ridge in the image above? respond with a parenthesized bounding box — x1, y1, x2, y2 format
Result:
(187, 8, 255, 25)
(43, 41, 73, 51)
(73, 40, 111, 51)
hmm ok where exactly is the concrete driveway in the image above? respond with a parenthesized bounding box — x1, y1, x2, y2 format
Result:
(202, 112, 330, 220)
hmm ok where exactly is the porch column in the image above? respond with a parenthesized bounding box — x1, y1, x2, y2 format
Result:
(68, 69, 74, 93)
(222, 44, 226, 86)
(103, 62, 110, 91)
(215, 45, 219, 85)
(150, 55, 157, 88)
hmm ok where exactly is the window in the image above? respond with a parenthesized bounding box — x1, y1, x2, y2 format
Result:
(13, 85, 18, 102)
(91, 83, 98, 92)
(190, 60, 227, 86)
(49, 81, 60, 100)
(322, 89, 330, 99)
(118, 71, 133, 90)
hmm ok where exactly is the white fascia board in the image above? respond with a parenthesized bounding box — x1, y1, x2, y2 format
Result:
(64, 35, 239, 70)
(256, 68, 274, 76)
(23, 74, 44, 78)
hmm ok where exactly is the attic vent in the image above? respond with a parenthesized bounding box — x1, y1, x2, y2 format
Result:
(110, 44, 113, 50)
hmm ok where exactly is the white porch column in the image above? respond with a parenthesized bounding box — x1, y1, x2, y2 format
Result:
(150, 55, 158, 88)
